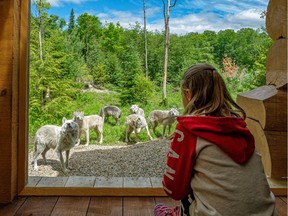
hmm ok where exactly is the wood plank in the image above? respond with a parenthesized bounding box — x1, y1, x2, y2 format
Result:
(36, 177, 68, 187)
(279, 196, 287, 203)
(18, 0, 30, 194)
(65, 176, 96, 187)
(275, 196, 287, 216)
(1, 196, 286, 215)
(0, 0, 14, 203)
(123, 197, 154, 216)
(245, 118, 287, 179)
(19, 187, 166, 197)
(268, 178, 287, 196)
(124, 177, 152, 188)
(95, 177, 123, 188)
(26, 176, 41, 187)
(266, 39, 287, 88)
(237, 85, 287, 131)
(265, 130, 287, 178)
(154, 197, 180, 208)
(51, 197, 90, 215)
(87, 197, 122, 216)
(0, 197, 27, 215)
(15, 196, 58, 215)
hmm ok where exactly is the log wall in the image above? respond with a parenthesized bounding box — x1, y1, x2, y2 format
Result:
(237, 0, 287, 179)
(0, 0, 29, 203)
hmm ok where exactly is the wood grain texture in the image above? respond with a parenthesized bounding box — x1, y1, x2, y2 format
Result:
(266, 38, 288, 88)
(15, 196, 58, 215)
(123, 197, 154, 216)
(0, 197, 27, 215)
(275, 196, 288, 216)
(51, 196, 90, 215)
(0, 196, 286, 216)
(0, 0, 15, 203)
(88, 197, 122, 216)
(266, 0, 287, 40)
(18, 0, 30, 194)
(245, 118, 287, 178)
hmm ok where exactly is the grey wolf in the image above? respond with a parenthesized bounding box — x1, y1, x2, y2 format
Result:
(125, 114, 153, 143)
(148, 108, 179, 137)
(32, 117, 79, 173)
(130, 104, 145, 117)
(73, 111, 104, 145)
(100, 105, 122, 125)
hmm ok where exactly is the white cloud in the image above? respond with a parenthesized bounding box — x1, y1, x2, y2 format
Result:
(146, 7, 162, 18)
(47, 0, 98, 7)
(45, 0, 268, 34)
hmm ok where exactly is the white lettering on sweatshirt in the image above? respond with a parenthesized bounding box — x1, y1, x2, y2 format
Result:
(175, 129, 184, 142)
(164, 164, 175, 180)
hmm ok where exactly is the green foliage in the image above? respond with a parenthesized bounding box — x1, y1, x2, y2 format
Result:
(120, 74, 155, 105)
(68, 8, 75, 33)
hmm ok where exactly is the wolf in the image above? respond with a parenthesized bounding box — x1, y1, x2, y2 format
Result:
(148, 108, 179, 138)
(125, 114, 153, 143)
(100, 105, 122, 125)
(130, 104, 145, 117)
(32, 117, 79, 173)
(73, 111, 104, 145)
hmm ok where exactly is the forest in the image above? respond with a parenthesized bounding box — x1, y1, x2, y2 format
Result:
(29, 1, 272, 144)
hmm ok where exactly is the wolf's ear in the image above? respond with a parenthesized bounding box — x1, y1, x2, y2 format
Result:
(62, 117, 67, 124)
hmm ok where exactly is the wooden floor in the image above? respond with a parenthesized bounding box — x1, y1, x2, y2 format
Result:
(0, 196, 286, 215)
(2, 176, 286, 215)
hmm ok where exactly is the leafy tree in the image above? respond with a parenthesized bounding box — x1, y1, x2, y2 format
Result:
(76, 13, 102, 63)
(214, 29, 236, 67)
(119, 44, 144, 105)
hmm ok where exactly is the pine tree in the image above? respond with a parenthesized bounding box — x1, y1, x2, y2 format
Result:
(68, 8, 75, 34)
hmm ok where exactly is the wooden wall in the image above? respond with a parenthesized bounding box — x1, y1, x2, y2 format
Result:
(237, 0, 287, 179)
(0, 0, 29, 203)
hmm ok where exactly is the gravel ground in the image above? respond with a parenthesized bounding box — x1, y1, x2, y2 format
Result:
(28, 139, 171, 178)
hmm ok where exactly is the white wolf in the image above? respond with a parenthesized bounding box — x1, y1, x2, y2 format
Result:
(32, 117, 79, 173)
(148, 108, 179, 137)
(73, 111, 104, 145)
(125, 114, 153, 143)
(100, 105, 122, 125)
(130, 104, 145, 117)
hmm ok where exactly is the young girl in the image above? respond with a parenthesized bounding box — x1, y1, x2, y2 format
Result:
(154, 63, 276, 216)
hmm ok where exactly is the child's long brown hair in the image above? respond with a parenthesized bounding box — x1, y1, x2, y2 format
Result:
(180, 63, 246, 118)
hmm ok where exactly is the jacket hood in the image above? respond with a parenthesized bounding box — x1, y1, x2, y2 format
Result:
(177, 116, 255, 164)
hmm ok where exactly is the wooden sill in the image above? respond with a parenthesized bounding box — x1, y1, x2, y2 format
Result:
(18, 176, 287, 196)
(19, 176, 166, 196)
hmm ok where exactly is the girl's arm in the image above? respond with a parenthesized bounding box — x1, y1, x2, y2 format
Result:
(162, 125, 197, 200)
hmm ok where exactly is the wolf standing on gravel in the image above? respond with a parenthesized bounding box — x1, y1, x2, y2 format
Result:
(32, 117, 79, 173)
(73, 111, 104, 145)
(125, 114, 153, 143)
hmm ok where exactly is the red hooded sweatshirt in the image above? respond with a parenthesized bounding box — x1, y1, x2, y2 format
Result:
(162, 116, 255, 200)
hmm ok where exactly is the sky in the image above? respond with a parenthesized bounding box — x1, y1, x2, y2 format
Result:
(35, 0, 269, 35)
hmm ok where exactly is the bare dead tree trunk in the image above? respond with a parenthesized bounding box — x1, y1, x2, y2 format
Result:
(143, 0, 148, 78)
(37, 1, 43, 61)
(161, 0, 176, 105)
